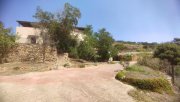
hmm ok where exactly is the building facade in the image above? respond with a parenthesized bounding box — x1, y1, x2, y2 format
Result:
(16, 21, 85, 44)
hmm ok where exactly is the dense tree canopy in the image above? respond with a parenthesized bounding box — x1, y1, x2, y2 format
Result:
(154, 43, 180, 65)
(154, 43, 180, 83)
(95, 28, 117, 61)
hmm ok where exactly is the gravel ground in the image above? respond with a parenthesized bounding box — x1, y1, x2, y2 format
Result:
(0, 63, 134, 102)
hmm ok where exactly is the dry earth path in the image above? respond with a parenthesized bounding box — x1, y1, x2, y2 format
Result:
(0, 63, 134, 102)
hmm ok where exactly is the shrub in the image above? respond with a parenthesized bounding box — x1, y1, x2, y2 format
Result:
(13, 67, 20, 70)
(69, 47, 79, 59)
(121, 78, 173, 94)
(115, 71, 126, 79)
(126, 65, 145, 72)
(77, 41, 98, 61)
(138, 56, 160, 70)
(120, 54, 132, 61)
(63, 63, 70, 68)
(114, 44, 127, 51)
(78, 64, 85, 68)
(116, 64, 173, 94)
(138, 55, 171, 72)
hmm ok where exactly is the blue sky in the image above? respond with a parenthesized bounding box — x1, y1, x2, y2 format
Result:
(0, 0, 180, 42)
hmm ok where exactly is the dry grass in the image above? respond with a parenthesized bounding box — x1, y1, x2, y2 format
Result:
(129, 89, 180, 102)
(0, 62, 54, 76)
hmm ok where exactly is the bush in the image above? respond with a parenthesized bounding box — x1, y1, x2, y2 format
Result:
(138, 55, 171, 72)
(115, 71, 126, 79)
(126, 65, 145, 72)
(114, 44, 127, 51)
(116, 64, 173, 94)
(78, 64, 85, 68)
(69, 47, 79, 59)
(120, 54, 132, 61)
(77, 41, 98, 61)
(121, 78, 173, 94)
(63, 63, 70, 68)
(13, 67, 20, 70)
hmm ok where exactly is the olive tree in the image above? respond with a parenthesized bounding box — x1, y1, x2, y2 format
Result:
(34, 3, 81, 54)
(154, 43, 180, 84)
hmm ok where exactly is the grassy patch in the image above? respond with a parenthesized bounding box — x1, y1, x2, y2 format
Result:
(126, 65, 145, 72)
(116, 64, 173, 94)
(129, 90, 179, 102)
(115, 71, 126, 79)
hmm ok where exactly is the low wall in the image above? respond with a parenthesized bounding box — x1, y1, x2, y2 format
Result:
(7, 44, 57, 63)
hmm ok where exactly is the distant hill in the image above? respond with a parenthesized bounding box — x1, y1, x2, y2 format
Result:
(114, 41, 158, 52)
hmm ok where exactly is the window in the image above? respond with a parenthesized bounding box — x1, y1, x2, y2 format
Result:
(30, 36, 36, 44)
(28, 35, 37, 44)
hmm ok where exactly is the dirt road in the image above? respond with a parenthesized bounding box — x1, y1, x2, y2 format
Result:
(0, 63, 134, 102)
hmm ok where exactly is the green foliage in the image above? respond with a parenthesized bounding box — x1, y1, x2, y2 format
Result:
(126, 65, 145, 72)
(13, 67, 20, 70)
(78, 64, 85, 68)
(95, 28, 116, 61)
(34, 3, 81, 53)
(138, 56, 162, 70)
(154, 43, 180, 65)
(0, 22, 16, 63)
(122, 78, 173, 94)
(120, 54, 132, 61)
(154, 43, 180, 83)
(63, 63, 71, 68)
(115, 71, 126, 79)
(116, 64, 173, 94)
(77, 41, 98, 61)
(34, 4, 117, 62)
(76, 25, 98, 61)
(114, 44, 127, 51)
(69, 47, 79, 59)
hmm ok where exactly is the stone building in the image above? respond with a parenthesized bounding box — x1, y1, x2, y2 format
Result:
(16, 21, 85, 44)
(6, 21, 85, 63)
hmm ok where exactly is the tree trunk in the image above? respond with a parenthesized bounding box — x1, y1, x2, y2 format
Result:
(171, 65, 175, 84)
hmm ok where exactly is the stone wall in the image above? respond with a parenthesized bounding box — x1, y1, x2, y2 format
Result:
(7, 44, 57, 63)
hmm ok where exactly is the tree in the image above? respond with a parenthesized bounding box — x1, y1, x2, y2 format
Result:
(154, 43, 180, 84)
(0, 22, 15, 63)
(95, 28, 116, 61)
(34, 3, 81, 54)
(77, 25, 98, 61)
